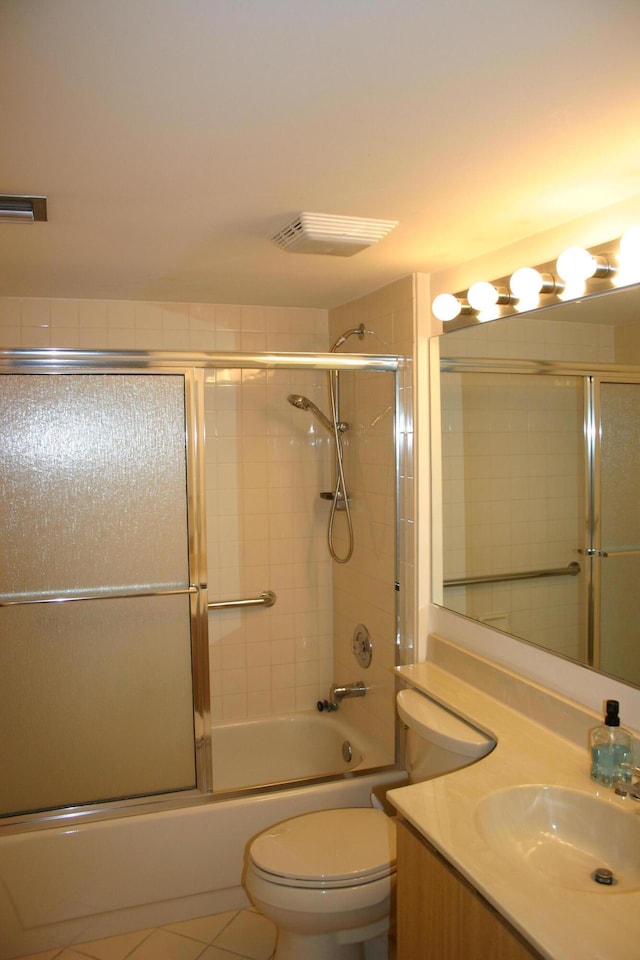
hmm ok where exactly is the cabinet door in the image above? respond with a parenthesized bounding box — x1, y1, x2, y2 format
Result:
(397, 819, 541, 960)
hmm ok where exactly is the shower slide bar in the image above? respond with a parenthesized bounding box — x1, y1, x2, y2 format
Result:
(0, 585, 199, 607)
(207, 590, 276, 611)
(444, 561, 581, 588)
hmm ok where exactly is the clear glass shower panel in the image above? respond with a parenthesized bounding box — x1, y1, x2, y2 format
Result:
(0, 373, 198, 818)
(598, 381, 640, 685)
(205, 364, 398, 793)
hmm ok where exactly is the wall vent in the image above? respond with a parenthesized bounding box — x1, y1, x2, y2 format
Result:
(271, 212, 397, 257)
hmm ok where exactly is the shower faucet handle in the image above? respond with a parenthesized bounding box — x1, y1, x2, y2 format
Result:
(317, 699, 338, 713)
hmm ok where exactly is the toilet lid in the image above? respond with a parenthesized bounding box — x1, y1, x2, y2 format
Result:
(249, 808, 396, 888)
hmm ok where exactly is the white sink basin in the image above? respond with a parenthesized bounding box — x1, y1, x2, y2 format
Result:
(475, 784, 640, 892)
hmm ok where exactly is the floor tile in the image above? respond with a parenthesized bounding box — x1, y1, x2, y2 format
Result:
(58, 953, 98, 960)
(13, 951, 62, 960)
(73, 928, 152, 960)
(212, 911, 276, 960)
(163, 911, 238, 945)
(125, 929, 206, 960)
(197, 949, 253, 960)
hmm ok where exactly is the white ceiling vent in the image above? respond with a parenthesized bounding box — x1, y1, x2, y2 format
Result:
(271, 212, 397, 257)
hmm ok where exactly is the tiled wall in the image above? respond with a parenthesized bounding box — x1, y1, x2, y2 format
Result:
(0, 297, 326, 353)
(328, 277, 416, 767)
(0, 297, 332, 723)
(205, 365, 335, 721)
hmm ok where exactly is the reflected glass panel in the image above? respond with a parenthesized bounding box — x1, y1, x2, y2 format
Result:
(599, 382, 640, 685)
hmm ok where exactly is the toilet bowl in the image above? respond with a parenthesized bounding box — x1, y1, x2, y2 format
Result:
(244, 688, 494, 960)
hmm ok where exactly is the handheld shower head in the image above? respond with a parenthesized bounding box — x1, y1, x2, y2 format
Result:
(287, 394, 348, 433)
(287, 394, 311, 411)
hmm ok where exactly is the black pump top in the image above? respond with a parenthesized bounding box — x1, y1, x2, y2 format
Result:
(605, 699, 621, 727)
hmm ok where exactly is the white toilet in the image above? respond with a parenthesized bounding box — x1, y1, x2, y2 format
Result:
(244, 688, 494, 960)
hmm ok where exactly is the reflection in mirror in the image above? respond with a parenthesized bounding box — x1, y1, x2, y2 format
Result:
(433, 284, 640, 689)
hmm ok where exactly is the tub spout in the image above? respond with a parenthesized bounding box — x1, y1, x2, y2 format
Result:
(330, 681, 367, 705)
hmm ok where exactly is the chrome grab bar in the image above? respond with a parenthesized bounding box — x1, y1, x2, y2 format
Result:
(208, 590, 276, 611)
(444, 561, 581, 588)
(0, 585, 199, 607)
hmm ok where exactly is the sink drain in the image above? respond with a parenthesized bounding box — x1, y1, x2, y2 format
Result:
(592, 867, 617, 886)
(342, 740, 353, 763)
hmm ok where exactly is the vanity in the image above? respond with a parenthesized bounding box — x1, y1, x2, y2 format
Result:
(389, 636, 640, 960)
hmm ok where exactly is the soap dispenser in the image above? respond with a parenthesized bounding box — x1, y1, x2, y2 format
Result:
(590, 699, 632, 786)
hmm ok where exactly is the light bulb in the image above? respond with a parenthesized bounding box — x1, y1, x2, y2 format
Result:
(467, 281, 499, 311)
(432, 293, 462, 322)
(620, 225, 640, 261)
(509, 267, 545, 300)
(557, 277, 586, 302)
(617, 226, 640, 286)
(556, 246, 598, 283)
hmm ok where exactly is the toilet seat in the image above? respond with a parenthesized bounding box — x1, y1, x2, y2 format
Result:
(249, 808, 396, 890)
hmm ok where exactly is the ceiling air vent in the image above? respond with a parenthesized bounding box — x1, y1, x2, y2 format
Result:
(271, 212, 397, 257)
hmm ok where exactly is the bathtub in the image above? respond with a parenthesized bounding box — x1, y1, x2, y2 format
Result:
(0, 711, 405, 960)
(212, 709, 373, 792)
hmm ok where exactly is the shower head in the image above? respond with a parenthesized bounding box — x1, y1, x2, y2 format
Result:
(330, 323, 374, 353)
(287, 394, 348, 433)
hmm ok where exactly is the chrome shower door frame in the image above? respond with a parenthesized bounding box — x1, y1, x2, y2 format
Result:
(0, 353, 211, 831)
(0, 348, 401, 832)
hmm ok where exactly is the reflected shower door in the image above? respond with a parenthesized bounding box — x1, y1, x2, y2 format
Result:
(597, 380, 640, 685)
(0, 373, 205, 818)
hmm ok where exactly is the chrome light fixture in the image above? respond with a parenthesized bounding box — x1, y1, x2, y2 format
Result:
(0, 195, 48, 223)
(432, 228, 640, 324)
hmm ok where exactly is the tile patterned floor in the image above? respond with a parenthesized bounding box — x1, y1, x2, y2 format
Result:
(16, 908, 277, 960)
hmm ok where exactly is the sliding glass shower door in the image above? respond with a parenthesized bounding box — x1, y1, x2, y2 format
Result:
(0, 371, 208, 819)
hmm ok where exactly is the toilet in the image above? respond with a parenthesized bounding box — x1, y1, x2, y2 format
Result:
(244, 688, 494, 960)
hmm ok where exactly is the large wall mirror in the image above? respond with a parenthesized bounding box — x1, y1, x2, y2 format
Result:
(431, 282, 640, 689)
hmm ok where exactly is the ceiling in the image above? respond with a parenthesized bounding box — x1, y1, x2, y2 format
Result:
(1, 0, 639, 309)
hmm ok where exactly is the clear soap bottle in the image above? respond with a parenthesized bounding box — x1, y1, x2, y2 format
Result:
(590, 699, 632, 786)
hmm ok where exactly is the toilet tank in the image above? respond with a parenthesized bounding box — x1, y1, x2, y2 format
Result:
(396, 688, 494, 782)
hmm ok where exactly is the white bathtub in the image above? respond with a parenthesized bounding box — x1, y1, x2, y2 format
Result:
(211, 710, 369, 792)
(0, 712, 404, 960)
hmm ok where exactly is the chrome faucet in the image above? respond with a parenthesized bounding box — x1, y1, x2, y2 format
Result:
(317, 681, 367, 712)
(330, 681, 367, 704)
(614, 764, 640, 800)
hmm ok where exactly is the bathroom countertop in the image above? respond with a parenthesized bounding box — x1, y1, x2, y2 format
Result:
(388, 660, 640, 960)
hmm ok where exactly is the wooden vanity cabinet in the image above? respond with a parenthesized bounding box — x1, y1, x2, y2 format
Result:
(396, 819, 544, 960)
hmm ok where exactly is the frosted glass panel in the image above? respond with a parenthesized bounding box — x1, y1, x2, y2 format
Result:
(0, 595, 196, 815)
(0, 373, 199, 817)
(599, 555, 640, 687)
(0, 375, 189, 596)
(599, 382, 640, 685)
(600, 382, 640, 548)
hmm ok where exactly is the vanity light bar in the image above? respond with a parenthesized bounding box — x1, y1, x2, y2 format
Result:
(432, 226, 640, 323)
